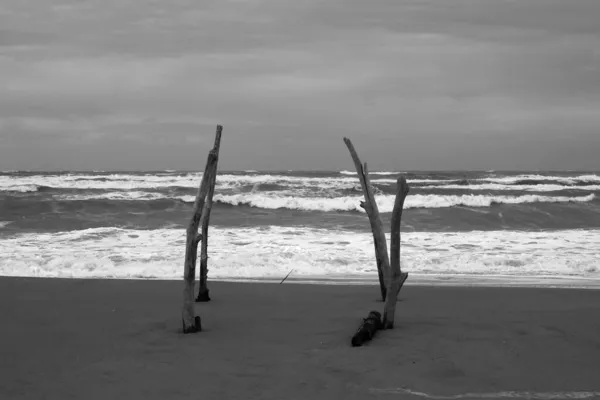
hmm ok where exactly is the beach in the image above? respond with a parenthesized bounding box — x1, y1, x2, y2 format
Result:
(2, 277, 600, 399)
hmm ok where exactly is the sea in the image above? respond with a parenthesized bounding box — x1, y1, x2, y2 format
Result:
(1, 170, 599, 287)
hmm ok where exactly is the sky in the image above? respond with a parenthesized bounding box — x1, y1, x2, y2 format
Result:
(1, 0, 599, 171)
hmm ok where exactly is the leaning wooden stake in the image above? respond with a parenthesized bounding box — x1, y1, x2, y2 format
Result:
(343, 137, 390, 301)
(182, 150, 218, 333)
(196, 125, 223, 302)
(382, 176, 410, 329)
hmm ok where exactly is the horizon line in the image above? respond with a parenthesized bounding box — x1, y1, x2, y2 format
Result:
(2, 169, 599, 173)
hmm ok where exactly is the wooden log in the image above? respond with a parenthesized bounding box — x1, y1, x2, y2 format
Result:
(351, 311, 383, 347)
(182, 150, 218, 333)
(382, 176, 410, 329)
(196, 125, 223, 302)
(343, 137, 390, 301)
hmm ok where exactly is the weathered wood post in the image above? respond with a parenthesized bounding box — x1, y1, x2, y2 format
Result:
(351, 311, 383, 347)
(382, 176, 410, 329)
(182, 149, 218, 333)
(343, 137, 390, 301)
(196, 125, 223, 302)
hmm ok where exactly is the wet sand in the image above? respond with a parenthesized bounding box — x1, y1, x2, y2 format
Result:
(1, 277, 600, 399)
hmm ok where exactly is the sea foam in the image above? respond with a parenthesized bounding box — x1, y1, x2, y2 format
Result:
(53, 192, 596, 211)
(2, 172, 599, 192)
(212, 193, 595, 212)
(423, 183, 600, 192)
(1, 226, 598, 281)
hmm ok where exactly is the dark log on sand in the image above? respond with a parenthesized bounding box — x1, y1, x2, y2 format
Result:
(382, 176, 410, 329)
(351, 311, 383, 347)
(182, 150, 218, 333)
(196, 125, 223, 302)
(343, 137, 390, 301)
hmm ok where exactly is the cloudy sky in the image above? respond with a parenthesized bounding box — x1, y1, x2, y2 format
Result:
(1, 0, 599, 171)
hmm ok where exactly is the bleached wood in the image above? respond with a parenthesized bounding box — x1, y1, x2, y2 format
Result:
(197, 125, 223, 302)
(182, 150, 218, 333)
(343, 137, 390, 301)
(382, 176, 410, 329)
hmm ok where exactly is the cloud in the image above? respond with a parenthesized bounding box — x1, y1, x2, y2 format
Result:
(1, 0, 600, 170)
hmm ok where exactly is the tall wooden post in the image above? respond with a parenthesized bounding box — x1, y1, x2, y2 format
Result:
(343, 137, 390, 301)
(182, 150, 218, 333)
(382, 176, 410, 329)
(197, 125, 223, 302)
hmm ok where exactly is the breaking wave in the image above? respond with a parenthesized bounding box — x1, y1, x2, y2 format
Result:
(211, 193, 595, 212)
(339, 170, 405, 176)
(1, 226, 598, 281)
(50, 191, 596, 211)
(423, 183, 600, 192)
(2, 172, 600, 193)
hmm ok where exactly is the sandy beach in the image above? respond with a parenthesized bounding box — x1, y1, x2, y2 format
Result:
(2, 277, 600, 400)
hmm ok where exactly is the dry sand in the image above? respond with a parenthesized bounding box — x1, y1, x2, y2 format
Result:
(1, 277, 600, 399)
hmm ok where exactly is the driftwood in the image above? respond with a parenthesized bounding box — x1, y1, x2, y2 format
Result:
(196, 125, 223, 302)
(182, 150, 218, 333)
(351, 311, 383, 347)
(343, 137, 390, 301)
(382, 176, 410, 329)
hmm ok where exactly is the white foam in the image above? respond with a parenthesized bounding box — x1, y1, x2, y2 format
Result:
(371, 171, 406, 175)
(0, 221, 12, 228)
(211, 193, 595, 212)
(2, 172, 599, 193)
(55, 191, 168, 201)
(478, 174, 600, 185)
(0, 173, 359, 192)
(1, 226, 599, 282)
(54, 191, 596, 210)
(0, 184, 39, 192)
(423, 183, 600, 192)
(340, 170, 404, 175)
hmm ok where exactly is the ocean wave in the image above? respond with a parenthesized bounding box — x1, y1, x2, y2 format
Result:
(0, 184, 39, 193)
(2, 172, 600, 195)
(422, 183, 600, 192)
(340, 170, 404, 176)
(478, 174, 600, 185)
(1, 226, 598, 281)
(212, 193, 596, 212)
(52, 191, 596, 210)
(0, 173, 360, 192)
(0, 221, 12, 228)
(55, 191, 167, 201)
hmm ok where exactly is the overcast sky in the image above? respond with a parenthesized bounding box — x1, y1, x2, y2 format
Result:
(1, 0, 599, 171)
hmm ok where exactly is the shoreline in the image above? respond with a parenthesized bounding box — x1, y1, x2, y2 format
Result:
(3, 273, 600, 290)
